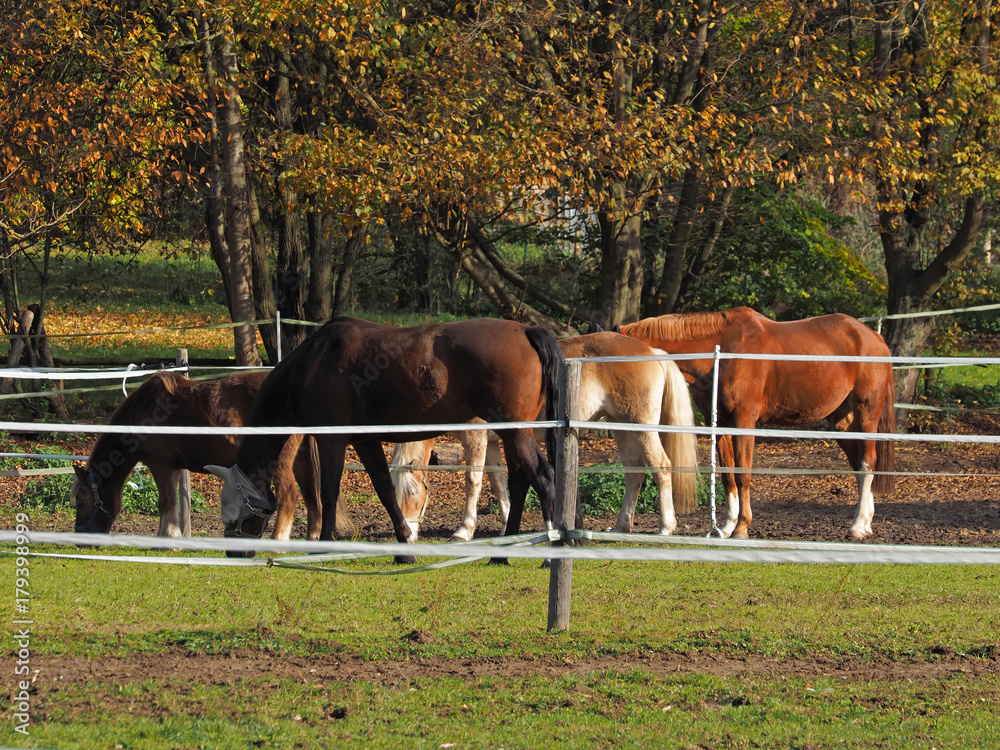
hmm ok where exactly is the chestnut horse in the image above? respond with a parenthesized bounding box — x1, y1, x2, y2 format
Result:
(205, 317, 562, 561)
(619, 307, 895, 540)
(71, 371, 350, 540)
(390, 332, 699, 541)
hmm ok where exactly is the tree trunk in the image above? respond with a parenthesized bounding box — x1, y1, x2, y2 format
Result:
(881, 195, 986, 426)
(434, 223, 573, 332)
(331, 226, 366, 317)
(246, 175, 278, 363)
(596, 200, 643, 327)
(273, 53, 309, 353)
(654, 167, 703, 314)
(0, 306, 34, 416)
(199, 16, 234, 320)
(216, 29, 261, 367)
(305, 210, 336, 323)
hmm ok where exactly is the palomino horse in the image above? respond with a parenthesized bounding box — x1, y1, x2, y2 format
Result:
(205, 317, 563, 561)
(619, 307, 895, 539)
(390, 332, 699, 541)
(71, 371, 350, 540)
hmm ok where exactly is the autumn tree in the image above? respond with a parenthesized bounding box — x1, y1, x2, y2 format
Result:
(0, 0, 191, 342)
(762, 0, 1000, 415)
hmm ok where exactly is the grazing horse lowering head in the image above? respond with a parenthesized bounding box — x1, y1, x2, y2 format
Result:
(71, 466, 121, 534)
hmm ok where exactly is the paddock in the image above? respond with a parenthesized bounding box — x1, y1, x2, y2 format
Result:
(2, 346, 1000, 747)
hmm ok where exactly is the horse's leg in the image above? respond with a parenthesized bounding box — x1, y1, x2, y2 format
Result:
(293, 436, 336, 541)
(451, 430, 488, 542)
(837, 431, 877, 540)
(301, 436, 324, 540)
(354, 439, 415, 564)
(729, 429, 757, 539)
(315, 437, 347, 542)
(715, 435, 741, 536)
(501, 429, 555, 534)
(271, 435, 300, 541)
(613, 430, 676, 535)
(150, 466, 183, 538)
(485, 433, 510, 534)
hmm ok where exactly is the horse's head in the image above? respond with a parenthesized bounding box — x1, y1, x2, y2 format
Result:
(392, 458, 432, 543)
(72, 465, 120, 534)
(205, 463, 276, 558)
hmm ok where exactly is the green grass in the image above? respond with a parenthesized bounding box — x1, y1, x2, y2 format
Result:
(1, 552, 998, 748)
(14, 672, 1000, 749)
(10, 555, 997, 661)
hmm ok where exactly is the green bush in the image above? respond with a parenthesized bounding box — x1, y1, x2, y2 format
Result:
(15, 466, 206, 516)
(525, 463, 718, 516)
(17, 474, 74, 512)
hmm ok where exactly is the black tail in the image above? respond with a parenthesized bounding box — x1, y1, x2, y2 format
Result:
(524, 326, 564, 461)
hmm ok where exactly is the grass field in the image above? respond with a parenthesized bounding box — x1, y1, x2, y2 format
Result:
(1, 552, 998, 749)
(2, 246, 1000, 748)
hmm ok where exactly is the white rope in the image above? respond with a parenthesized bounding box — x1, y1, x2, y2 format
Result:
(0, 365, 187, 381)
(0, 419, 560, 436)
(568, 352, 1000, 366)
(3, 530, 998, 566)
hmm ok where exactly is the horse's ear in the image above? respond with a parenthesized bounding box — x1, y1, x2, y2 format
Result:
(204, 464, 232, 482)
(72, 464, 88, 481)
(429, 451, 440, 466)
(612, 324, 621, 334)
(586, 321, 605, 333)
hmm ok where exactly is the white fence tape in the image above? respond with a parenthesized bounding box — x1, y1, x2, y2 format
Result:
(2, 530, 998, 566)
(0, 365, 187, 381)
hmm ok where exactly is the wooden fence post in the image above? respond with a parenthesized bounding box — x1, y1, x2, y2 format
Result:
(176, 348, 192, 536)
(547, 358, 580, 632)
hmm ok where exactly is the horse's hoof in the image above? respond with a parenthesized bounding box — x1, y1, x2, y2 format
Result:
(489, 557, 510, 566)
(394, 555, 417, 565)
(731, 531, 750, 540)
(226, 550, 256, 559)
(540, 559, 551, 569)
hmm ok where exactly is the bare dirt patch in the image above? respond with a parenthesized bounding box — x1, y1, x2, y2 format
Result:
(30, 648, 1000, 690)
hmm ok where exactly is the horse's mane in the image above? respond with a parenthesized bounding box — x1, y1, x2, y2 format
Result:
(108, 371, 182, 426)
(621, 310, 738, 342)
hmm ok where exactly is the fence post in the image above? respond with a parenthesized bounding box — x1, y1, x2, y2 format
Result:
(276, 311, 282, 363)
(708, 345, 724, 538)
(176, 348, 192, 536)
(547, 358, 580, 633)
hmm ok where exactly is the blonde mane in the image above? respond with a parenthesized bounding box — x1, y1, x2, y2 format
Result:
(621, 310, 736, 342)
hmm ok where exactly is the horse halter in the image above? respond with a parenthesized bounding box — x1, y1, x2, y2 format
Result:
(225, 467, 278, 539)
(75, 470, 119, 533)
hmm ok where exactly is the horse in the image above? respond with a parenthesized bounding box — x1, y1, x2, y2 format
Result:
(389, 331, 699, 541)
(618, 307, 896, 540)
(204, 317, 563, 562)
(71, 370, 352, 541)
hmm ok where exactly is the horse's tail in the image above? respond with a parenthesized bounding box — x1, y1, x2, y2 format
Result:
(525, 326, 565, 461)
(656, 353, 699, 514)
(873, 368, 896, 496)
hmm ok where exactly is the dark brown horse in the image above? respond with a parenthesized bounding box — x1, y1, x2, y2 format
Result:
(72, 371, 352, 540)
(620, 307, 895, 540)
(206, 317, 563, 561)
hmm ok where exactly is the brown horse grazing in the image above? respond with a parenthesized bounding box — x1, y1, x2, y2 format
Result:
(71, 371, 352, 540)
(390, 332, 699, 541)
(205, 317, 563, 562)
(620, 307, 896, 540)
